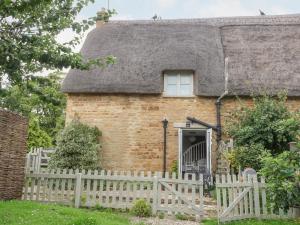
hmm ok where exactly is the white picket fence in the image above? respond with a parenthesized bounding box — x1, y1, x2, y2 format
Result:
(25, 148, 55, 172)
(23, 169, 204, 217)
(216, 174, 297, 223)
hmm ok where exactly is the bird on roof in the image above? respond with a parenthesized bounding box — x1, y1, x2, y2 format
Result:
(152, 14, 158, 20)
(259, 10, 266, 16)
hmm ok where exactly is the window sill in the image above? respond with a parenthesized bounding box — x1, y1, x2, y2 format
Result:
(162, 94, 196, 98)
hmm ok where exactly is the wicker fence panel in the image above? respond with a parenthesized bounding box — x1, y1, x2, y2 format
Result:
(0, 109, 28, 200)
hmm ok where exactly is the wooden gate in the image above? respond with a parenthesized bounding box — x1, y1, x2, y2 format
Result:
(155, 173, 204, 217)
(216, 174, 268, 222)
(216, 174, 294, 223)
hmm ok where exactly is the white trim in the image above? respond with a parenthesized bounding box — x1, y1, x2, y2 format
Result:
(178, 127, 212, 175)
(178, 129, 183, 175)
(163, 72, 194, 97)
(206, 128, 212, 174)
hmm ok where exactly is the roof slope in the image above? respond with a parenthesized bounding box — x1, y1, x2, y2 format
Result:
(62, 14, 300, 96)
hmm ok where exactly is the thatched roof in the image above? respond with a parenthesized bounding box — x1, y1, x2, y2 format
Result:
(62, 14, 300, 96)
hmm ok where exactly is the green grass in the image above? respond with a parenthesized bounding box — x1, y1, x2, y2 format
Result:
(202, 218, 300, 225)
(0, 201, 131, 225)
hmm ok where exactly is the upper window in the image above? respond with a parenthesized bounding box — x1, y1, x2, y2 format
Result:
(163, 71, 194, 97)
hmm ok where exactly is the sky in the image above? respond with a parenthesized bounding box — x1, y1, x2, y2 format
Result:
(56, 0, 300, 51)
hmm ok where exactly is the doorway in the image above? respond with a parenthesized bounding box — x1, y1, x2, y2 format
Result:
(178, 128, 212, 175)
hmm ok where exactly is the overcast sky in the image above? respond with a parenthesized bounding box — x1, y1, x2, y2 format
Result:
(56, 0, 300, 52)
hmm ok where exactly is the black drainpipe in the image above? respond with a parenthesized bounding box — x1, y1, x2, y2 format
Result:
(162, 118, 168, 175)
(216, 57, 229, 145)
(216, 92, 227, 144)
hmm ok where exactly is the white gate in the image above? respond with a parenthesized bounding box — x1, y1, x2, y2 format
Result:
(216, 174, 295, 223)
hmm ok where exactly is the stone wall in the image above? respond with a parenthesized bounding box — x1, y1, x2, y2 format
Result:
(65, 94, 300, 172)
(0, 109, 28, 200)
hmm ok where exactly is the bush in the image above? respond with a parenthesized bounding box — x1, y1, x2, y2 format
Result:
(225, 144, 269, 171)
(49, 120, 101, 170)
(175, 213, 190, 221)
(260, 150, 300, 212)
(226, 93, 299, 156)
(158, 212, 164, 219)
(130, 199, 152, 217)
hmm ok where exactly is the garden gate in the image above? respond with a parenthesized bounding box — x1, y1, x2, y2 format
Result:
(216, 174, 295, 223)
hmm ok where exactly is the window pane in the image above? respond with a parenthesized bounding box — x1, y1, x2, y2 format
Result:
(167, 75, 177, 85)
(179, 84, 192, 96)
(166, 84, 177, 95)
(180, 74, 192, 85)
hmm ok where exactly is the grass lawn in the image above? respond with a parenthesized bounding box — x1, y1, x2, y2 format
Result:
(0, 200, 131, 225)
(203, 218, 300, 225)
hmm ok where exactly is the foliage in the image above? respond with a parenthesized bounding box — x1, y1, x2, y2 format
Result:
(0, 200, 130, 225)
(226, 93, 299, 156)
(224, 144, 269, 171)
(260, 150, 300, 211)
(175, 213, 190, 221)
(170, 160, 178, 175)
(49, 120, 101, 170)
(27, 115, 52, 149)
(130, 199, 152, 217)
(225, 93, 299, 171)
(202, 218, 300, 225)
(158, 212, 164, 219)
(1, 72, 66, 148)
(0, 1, 116, 85)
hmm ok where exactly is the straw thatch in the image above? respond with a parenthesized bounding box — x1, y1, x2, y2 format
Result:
(62, 14, 300, 96)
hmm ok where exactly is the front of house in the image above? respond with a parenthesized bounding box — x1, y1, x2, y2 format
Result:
(62, 14, 300, 175)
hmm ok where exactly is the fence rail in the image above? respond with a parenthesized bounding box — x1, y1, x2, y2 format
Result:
(216, 174, 296, 223)
(23, 169, 204, 217)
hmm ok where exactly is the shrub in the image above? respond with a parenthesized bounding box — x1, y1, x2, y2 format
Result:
(158, 212, 164, 219)
(49, 120, 101, 170)
(224, 144, 269, 171)
(175, 213, 191, 221)
(130, 199, 152, 217)
(226, 93, 299, 156)
(225, 93, 299, 172)
(260, 150, 300, 212)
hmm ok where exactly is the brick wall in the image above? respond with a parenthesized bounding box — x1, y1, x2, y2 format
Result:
(0, 109, 28, 200)
(65, 94, 300, 172)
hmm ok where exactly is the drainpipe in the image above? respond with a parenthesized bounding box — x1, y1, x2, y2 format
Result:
(216, 57, 229, 145)
(162, 118, 168, 175)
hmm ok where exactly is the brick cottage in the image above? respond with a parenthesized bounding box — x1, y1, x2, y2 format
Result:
(62, 14, 300, 175)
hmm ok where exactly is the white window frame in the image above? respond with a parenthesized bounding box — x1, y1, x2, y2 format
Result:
(163, 72, 194, 97)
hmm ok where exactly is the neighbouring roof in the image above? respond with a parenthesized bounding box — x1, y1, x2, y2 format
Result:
(62, 14, 300, 96)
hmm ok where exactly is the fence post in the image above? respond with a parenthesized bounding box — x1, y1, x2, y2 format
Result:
(74, 172, 82, 208)
(152, 175, 158, 214)
(253, 175, 261, 218)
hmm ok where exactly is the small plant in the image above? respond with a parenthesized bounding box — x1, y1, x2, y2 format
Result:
(94, 204, 105, 211)
(175, 213, 189, 220)
(130, 199, 152, 217)
(158, 212, 164, 219)
(171, 160, 178, 175)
